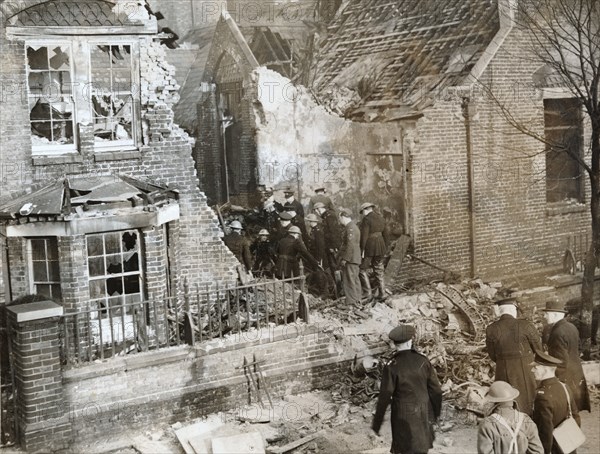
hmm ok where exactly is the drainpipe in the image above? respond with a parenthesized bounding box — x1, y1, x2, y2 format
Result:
(220, 115, 234, 203)
(462, 97, 477, 278)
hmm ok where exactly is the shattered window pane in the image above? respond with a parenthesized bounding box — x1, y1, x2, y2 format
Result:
(90, 44, 134, 144)
(87, 230, 143, 319)
(26, 45, 74, 147)
(29, 238, 61, 300)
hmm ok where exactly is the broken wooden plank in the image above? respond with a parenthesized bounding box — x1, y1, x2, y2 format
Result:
(267, 430, 325, 454)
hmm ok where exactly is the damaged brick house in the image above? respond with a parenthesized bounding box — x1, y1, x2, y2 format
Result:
(0, 2, 379, 450)
(175, 0, 592, 283)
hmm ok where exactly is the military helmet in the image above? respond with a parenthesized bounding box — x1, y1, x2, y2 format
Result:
(229, 220, 243, 230)
(258, 229, 270, 236)
(485, 381, 520, 402)
(305, 214, 319, 223)
(288, 226, 301, 234)
(313, 202, 326, 210)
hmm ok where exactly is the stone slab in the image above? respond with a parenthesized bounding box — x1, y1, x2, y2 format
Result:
(7, 301, 63, 322)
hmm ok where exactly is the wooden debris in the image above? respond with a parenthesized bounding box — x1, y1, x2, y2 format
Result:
(267, 430, 325, 454)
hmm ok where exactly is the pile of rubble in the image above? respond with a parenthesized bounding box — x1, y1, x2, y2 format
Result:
(310, 279, 505, 415)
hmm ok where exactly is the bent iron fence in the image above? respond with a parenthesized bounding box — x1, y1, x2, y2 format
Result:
(60, 273, 306, 366)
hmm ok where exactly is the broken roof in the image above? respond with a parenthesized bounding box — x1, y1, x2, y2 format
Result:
(0, 174, 177, 220)
(313, 0, 500, 122)
(8, 0, 142, 27)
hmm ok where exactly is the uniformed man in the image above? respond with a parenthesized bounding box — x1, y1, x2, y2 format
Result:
(531, 350, 581, 454)
(283, 206, 308, 242)
(359, 202, 387, 302)
(337, 208, 362, 305)
(314, 201, 342, 277)
(282, 187, 304, 218)
(271, 211, 294, 245)
(485, 297, 542, 415)
(275, 225, 319, 279)
(309, 186, 334, 212)
(222, 220, 253, 272)
(542, 300, 591, 413)
(477, 381, 544, 454)
(305, 213, 326, 265)
(251, 229, 276, 278)
(258, 187, 281, 232)
(305, 213, 333, 298)
(372, 324, 442, 454)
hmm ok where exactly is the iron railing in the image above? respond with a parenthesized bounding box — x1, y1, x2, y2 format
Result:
(60, 272, 306, 366)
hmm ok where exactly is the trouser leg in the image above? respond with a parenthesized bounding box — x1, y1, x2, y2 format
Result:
(359, 256, 372, 300)
(342, 263, 361, 305)
(372, 256, 385, 299)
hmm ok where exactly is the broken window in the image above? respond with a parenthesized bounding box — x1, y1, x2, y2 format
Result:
(28, 237, 62, 300)
(544, 98, 584, 203)
(26, 44, 75, 151)
(87, 230, 142, 319)
(90, 44, 134, 145)
(26, 40, 139, 155)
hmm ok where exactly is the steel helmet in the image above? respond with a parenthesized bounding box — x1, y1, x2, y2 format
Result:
(229, 220, 243, 230)
(305, 214, 319, 223)
(313, 202, 326, 210)
(360, 202, 375, 212)
(258, 229, 270, 236)
(485, 381, 520, 402)
(288, 226, 301, 234)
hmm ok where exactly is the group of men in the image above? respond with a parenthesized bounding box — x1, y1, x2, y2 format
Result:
(371, 297, 592, 454)
(222, 186, 399, 303)
(483, 297, 591, 453)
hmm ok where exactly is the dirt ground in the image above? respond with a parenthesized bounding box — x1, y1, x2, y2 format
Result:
(60, 388, 599, 454)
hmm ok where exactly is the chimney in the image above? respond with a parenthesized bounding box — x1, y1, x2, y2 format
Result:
(498, 0, 517, 28)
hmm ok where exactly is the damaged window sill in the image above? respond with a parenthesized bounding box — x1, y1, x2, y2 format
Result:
(546, 202, 587, 216)
(94, 150, 142, 162)
(32, 154, 84, 166)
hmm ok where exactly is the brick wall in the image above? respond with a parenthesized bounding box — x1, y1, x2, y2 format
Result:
(397, 26, 592, 284)
(62, 323, 386, 446)
(0, 25, 239, 307)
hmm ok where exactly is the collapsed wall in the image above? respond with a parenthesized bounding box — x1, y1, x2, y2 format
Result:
(253, 68, 409, 219)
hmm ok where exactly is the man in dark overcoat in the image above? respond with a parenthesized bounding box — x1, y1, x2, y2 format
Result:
(309, 186, 335, 212)
(223, 220, 252, 272)
(359, 202, 387, 302)
(275, 225, 319, 279)
(485, 298, 542, 415)
(372, 324, 442, 454)
(251, 229, 276, 277)
(531, 350, 581, 454)
(314, 201, 342, 277)
(542, 300, 591, 413)
(337, 208, 362, 305)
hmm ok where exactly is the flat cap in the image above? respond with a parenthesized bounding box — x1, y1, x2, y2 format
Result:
(279, 211, 294, 220)
(389, 324, 415, 343)
(531, 349, 563, 367)
(360, 202, 375, 212)
(313, 202, 326, 210)
(542, 300, 567, 313)
(338, 207, 352, 217)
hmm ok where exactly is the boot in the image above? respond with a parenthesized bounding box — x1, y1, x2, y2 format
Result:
(359, 270, 372, 303)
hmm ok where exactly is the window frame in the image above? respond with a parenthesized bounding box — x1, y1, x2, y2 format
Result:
(25, 37, 141, 156)
(543, 97, 585, 204)
(27, 237, 62, 300)
(86, 229, 145, 320)
(26, 40, 78, 155)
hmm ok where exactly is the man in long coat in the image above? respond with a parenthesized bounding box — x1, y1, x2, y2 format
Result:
(531, 350, 581, 454)
(372, 325, 442, 454)
(359, 202, 387, 301)
(486, 298, 542, 415)
(542, 300, 591, 413)
(337, 208, 362, 305)
(223, 220, 252, 272)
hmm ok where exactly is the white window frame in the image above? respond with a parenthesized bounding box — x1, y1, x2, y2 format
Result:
(86, 229, 144, 320)
(27, 237, 62, 300)
(25, 37, 141, 156)
(26, 40, 77, 155)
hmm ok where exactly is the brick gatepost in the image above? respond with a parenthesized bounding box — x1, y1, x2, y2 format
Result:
(6, 301, 72, 452)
